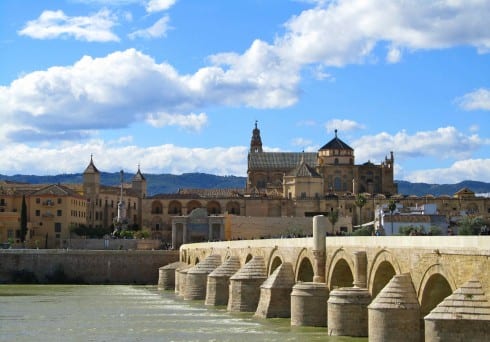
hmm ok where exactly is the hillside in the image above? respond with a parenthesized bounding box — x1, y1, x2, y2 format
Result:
(1, 173, 489, 197)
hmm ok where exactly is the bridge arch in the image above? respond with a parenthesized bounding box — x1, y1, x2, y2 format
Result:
(368, 249, 402, 298)
(327, 248, 355, 290)
(295, 248, 314, 282)
(267, 247, 283, 275)
(418, 264, 456, 317)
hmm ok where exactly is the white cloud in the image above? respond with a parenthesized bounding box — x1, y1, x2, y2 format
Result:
(325, 119, 365, 133)
(146, 112, 207, 131)
(128, 15, 171, 39)
(0, 141, 248, 177)
(405, 159, 490, 184)
(0, 48, 300, 142)
(18, 9, 119, 42)
(386, 46, 402, 63)
(146, 0, 177, 13)
(291, 137, 313, 148)
(352, 126, 488, 163)
(457, 88, 490, 111)
(276, 0, 490, 67)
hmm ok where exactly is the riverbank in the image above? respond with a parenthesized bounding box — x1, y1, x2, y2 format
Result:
(0, 249, 179, 284)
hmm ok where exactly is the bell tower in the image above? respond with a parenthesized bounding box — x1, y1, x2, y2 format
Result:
(250, 120, 263, 153)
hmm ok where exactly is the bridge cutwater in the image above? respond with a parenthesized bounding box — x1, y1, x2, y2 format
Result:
(159, 215, 490, 342)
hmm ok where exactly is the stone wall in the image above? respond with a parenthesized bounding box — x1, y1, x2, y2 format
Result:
(228, 216, 313, 239)
(68, 238, 162, 250)
(0, 249, 179, 284)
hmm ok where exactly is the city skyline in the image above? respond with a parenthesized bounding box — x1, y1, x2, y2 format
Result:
(1, 0, 489, 183)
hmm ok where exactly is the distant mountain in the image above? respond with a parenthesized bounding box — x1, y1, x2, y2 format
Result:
(396, 180, 490, 197)
(0, 172, 246, 196)
(1, 173, 489, 197)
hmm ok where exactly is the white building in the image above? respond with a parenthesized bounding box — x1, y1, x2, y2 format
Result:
(375, 203, 448, 235)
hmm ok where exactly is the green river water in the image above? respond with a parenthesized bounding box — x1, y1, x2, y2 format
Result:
(0, 285, 366, 342)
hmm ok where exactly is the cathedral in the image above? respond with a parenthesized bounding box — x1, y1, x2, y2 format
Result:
(247, 122, 398, 198)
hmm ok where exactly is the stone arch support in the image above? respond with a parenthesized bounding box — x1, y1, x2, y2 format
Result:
(266, 247, 283, 275)
(327, 248, 355, 290)
(295, 248, 315, 282)
(368, 249, 402, 296)
(417, 263, 457, 306)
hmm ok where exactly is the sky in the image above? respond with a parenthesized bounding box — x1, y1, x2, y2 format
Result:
(1, 0, 489, 184)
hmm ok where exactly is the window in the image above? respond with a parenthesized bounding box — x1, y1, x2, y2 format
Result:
(35, 210, 40, 216)
(36, 198, 40, 204)
(57, 210, 62, 216)
(54, 223, 62, 233)
(57, 198, 62, 204)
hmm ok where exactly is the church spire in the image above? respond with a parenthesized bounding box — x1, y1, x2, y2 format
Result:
(250, 120, 263, 153)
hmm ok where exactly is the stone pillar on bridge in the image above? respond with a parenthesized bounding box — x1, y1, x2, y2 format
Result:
(291, 282, 329, 327)
(205, 256, 241, 306)
(228, 256, 267, 313)
(312, 215, 327, 283)
(158, 261, 187, 290)
(175, 264, 192, 296)
(425, 279, 490, 341)
(328, 287, 371, 337)
(184, 254, 222, 301)
(368, 273, 420, 341)
(353, 251, 367, 288)
(255, 262, 295, 318)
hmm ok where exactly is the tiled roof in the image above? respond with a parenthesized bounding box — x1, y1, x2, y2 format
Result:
(319, 134, 353, 151)
(83, 156, 100, 174)
(31, 184, 83, 198)
(133, 168, 146, 181)
(177, 188, 244, 198)
(248, 152, 316, 170)
(288, 157, 321, 177)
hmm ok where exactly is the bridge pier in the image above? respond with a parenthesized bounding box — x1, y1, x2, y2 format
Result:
(328, 286, 371, 337)
(290, 282, 329, 327)
(368, 273, 421, 341)
(227, 256, 267, 313)
(255, 262, 295, 318)
(184, 254, 222, 300)
(175, 265, 191, 296)
(158, 261, 187, 290)
(205, 256, 241, 306)
(425, 279, 490, 341)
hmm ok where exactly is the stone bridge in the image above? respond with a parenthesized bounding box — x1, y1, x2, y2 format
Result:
(173, 216, 490, 341)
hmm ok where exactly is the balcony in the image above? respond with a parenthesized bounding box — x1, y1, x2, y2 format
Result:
(42, 212, 54, 218)
(42, 200, 55, 207)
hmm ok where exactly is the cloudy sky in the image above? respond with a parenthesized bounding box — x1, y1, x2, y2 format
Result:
(1, 0, 489, 184)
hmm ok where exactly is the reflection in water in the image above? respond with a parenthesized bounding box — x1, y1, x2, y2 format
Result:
(0, 285, 365, 342)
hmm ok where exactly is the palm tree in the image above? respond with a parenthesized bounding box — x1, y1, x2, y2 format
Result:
(355, 194, 367, 226)
(388, 200, 397, 235)
(20, 195, 28, 242)
(327, 209, 339, 232)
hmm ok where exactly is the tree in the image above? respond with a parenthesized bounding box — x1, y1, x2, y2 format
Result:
(20, 194, 28, 242)
(355, 194, 367, 225)
(388, 200, 397, 235)
(327, 210, 339, 231)
(457, 215, 483, 235)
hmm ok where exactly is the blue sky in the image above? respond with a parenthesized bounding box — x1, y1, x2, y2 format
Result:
(1, 0, 489, 184)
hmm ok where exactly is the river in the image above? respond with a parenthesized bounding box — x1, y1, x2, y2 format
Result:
(0, 285, 366, 341)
